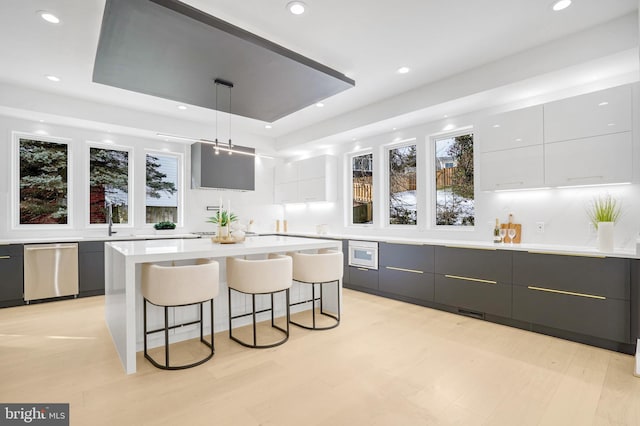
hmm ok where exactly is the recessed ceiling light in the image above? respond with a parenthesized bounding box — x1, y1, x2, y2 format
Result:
(177, 105, 187, 110)
(552, 0, 571, 11)
(316, 102, 324, 108)
(392, 127, 397, 131)
(287, 1, 306, 15)
(608, 123, 616, 126)
(39, 11, 60, 24)
(492, 124, 501, 128)
(397, 66, 410, 74)
(39, 120, 45, 123)
(443, 115, 448, 118)
(45, 75, 60, 82)
(598, 101, 609, 106)
(265, 125, 272, 129)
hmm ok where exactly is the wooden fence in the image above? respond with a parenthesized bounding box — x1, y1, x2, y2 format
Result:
(436, 167, 455, 189)
(353, 181, 373, 204)
(390, 173, 416, 194)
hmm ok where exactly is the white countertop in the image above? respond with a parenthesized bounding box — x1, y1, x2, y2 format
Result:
(282, 231, 640, 259)
(0, 233, 199, 245)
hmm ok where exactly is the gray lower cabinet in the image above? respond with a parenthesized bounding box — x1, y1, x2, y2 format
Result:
(378, 242, 434, 302)
(79, 241, 105, 297)
(0, 244, 24, 307)
(512, 252, 630, 343)
(348, 266, 378, 290)
(434, 246, 512, 317)
(342, 240, 349, 285)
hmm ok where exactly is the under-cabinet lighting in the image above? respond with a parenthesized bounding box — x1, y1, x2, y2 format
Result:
(556, 182, 631, 189)
(45, 75, 60, 82)
(315, 102, 324, 108)
(265, 125, 272, 129)
(494, 187, 551, 193)
(598, 102, 609, 106)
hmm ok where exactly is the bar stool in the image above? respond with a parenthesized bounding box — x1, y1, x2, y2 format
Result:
(226, 254, 292, 348)
(142, 259, 219, 370)
(288, 249, 343, 330)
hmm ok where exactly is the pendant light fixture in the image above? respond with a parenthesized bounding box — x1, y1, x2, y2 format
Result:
(214, 78, 234, 156)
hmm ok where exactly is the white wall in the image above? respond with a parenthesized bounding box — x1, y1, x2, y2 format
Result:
(281, 82, 640, 250)
(0, 114, 279, 239)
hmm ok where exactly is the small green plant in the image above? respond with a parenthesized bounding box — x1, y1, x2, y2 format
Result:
(586, 194, 621, 229)
(153, 221, 176, 230)
(207, 211, 237, 227)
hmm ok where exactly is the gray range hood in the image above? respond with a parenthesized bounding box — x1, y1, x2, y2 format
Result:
(191, 142, 255, 191)
(93, 0, 355, 122)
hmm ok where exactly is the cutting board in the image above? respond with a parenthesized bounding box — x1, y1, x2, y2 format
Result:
(500, 223, 521, 243)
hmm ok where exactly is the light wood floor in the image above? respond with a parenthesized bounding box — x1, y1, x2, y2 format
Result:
(1, 290, 640, 425)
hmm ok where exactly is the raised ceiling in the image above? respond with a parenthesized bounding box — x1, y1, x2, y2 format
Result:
(93, 0, 354, 122)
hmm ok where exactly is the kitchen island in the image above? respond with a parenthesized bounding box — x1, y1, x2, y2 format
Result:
(105, 235, 341, 374)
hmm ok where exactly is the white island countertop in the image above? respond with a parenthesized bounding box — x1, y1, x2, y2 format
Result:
(281, 232, 640, 259)
(105, 235, 342, 374)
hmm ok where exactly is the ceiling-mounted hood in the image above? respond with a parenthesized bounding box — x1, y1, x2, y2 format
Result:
(93, 0, 355, 122)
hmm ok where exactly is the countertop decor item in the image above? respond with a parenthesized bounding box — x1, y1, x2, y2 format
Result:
(587, 194, 621, 252)
(153, 221, 176, 234)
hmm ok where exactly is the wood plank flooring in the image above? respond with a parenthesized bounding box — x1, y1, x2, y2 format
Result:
(1, 290, 640, 425)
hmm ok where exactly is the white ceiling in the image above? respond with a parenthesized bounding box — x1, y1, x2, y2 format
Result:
(0, 0, 638, 152)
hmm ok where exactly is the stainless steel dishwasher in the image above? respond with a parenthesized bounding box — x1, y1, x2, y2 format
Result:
(24, 243, 79, 302)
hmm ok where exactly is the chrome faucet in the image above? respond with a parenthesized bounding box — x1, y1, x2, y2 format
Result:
(107, 203, 117, 237)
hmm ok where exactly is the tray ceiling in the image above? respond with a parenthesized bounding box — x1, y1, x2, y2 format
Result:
(93, 0, 355, 123)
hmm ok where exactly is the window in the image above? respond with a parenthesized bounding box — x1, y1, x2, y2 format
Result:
(145, 153, 179, 224)
(89, 147, 130, 224)
(434, 133, 474, 226)
(389, 144, 417, 225)
(351, 153, 373, 225)
(18, 137, 69, 225)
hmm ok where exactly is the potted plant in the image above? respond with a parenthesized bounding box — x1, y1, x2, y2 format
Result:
(206, 212, 237, 237)
(586, 194, 621, 252)
(153, 221, 176, 234)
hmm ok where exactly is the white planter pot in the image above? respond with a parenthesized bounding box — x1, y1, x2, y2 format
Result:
(597, 222, 614, 252)
(154, 228, 176, 235)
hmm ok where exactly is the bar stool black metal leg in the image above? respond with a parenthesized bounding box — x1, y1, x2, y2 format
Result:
(228, 288, 232, 339)
(143, 299, 148, 356)
(312, 283, 316, 329)
(252, 294, 257, 347)
(164, 306, 169, 368)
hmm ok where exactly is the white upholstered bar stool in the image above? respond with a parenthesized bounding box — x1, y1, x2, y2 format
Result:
(141, 259, 219, 370)
(288, 250, 343, 330)
(226, 254, 292, 348)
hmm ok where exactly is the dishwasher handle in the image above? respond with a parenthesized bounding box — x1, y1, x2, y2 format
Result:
(24, 244, 78, 251)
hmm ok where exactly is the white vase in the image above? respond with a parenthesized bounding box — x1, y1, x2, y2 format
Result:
(597, 222, 614, 252)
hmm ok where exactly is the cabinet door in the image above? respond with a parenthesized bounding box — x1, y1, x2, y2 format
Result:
(275, 162, 298, 184)
(479, 105, 543, 152)
(435, 246, 512, 284)
(0, 246, 24, 307)
(544, 132, 632, 186)
(379, 242, 434, 272)
(544, 85, 632, 143)
(298, 178, 326, 202)
(347, 266, 378, 290)
(513, 285, 629, 343)
(274, 182, 299, 204)
(434, 274, 511, 318)
(379, 268, 434, 301)
(297, 157, 326, 181)
(479, 145, 544, 190)
(513, 252, 629, 300)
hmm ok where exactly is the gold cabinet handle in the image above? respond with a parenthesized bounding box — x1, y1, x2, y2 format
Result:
(444, 245, 497, 251)
(527, 250, 605, 258)
(385, 266, 423, 274)
(527, 286, 605, 300)
(356, 268, 369, 271)
(445, 274, 496, 285)
(0, 256, 10, 259)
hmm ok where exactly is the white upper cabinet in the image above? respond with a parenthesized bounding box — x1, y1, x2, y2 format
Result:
(479, 145, 544, 191)
(479, 105, 543, 153)
(274, 155, 336, 203)
(544, 85, 632, 143)
(544, 132, 632, 187)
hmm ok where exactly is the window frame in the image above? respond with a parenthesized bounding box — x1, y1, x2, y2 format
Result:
(12, 131, 73, 230)
(429, 129, 476, 230)
(144, 149, 184, 228)
(346, 149, 374, 227)
(85, 142, 134, 229)
(384, 138, 419, 228)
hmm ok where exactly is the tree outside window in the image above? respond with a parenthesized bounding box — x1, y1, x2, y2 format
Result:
(434, 133, 475, 226)
(145, 154, 178, 223)
(389, 144, 417, 225)
(89, 147, 129, 224)
(19, 138, 68, 225)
